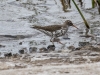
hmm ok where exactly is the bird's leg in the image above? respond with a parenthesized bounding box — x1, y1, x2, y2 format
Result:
(53, 36, 64, 45)
(50, 32, 54, 45)
(58, 41, 64, 45)
(50, 40, 54, 45)
(50, 38, 54, 45)
(50, 32, 53, 41)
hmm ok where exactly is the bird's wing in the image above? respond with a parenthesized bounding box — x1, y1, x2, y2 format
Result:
(37, 29, 52, 37)
(30, 25, 43, 29)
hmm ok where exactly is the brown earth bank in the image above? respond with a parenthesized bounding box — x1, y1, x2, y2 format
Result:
(0, 45, 100, 75)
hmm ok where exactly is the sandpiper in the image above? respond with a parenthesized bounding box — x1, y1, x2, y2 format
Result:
(31, 20, 78, 44)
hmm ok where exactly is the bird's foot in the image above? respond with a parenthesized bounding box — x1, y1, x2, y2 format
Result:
(61, 42, 67, 49)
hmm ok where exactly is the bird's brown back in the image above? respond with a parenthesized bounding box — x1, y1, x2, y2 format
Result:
(32, 25, 62, 32)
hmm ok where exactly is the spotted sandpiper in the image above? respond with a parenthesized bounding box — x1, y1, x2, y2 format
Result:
(31, 20, 78, 44)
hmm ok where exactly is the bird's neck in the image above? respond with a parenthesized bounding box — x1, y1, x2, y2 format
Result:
(63, 23, 69, 28)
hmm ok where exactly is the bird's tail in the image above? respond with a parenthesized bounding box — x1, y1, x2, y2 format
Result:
(30, 25, 43, 29)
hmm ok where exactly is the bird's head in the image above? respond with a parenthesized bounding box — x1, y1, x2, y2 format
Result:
(65, 20, 78, 29)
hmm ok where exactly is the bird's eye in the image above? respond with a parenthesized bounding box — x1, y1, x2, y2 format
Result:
(69, 22, 73, 25)
(69, 21, 71, 24)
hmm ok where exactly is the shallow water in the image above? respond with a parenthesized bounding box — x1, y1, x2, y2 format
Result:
(0, 0, 100, 55)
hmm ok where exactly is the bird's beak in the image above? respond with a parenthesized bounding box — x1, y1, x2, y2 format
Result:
(72, 25, 78, 29)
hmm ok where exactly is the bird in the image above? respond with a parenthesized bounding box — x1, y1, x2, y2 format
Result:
(31, 20, 78, 45)
(31, 20, 78, 36)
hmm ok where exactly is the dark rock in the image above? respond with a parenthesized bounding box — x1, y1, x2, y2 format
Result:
(79, 42, 90, 47)
(47, 45, 55, 51)
(67, 46, 75, 51)
(39, 47, 47, 53)
(75, 47, 81, 50)
(29, 47, 37, 53)
(19, 49, 25, 54)
(0, 44, 5, 48)
(19, 42, 22, 45)
(4, 52, 12, 58)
